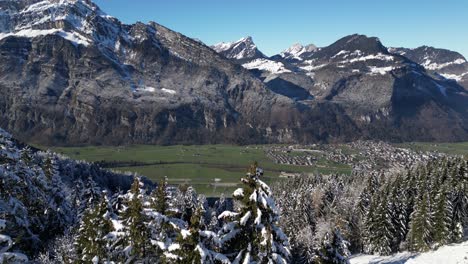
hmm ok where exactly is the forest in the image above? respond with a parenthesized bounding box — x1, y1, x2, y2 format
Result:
(1, 129, 467, 263)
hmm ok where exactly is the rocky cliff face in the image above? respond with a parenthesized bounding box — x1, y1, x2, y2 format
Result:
(0, 0, 467, 145)
(218, 34, 468, 142)
(389, 46, 468, 90)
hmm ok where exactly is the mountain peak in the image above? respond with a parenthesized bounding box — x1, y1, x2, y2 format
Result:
(334, 34, 387, 54)
(280, 43, 317, 60)
(212, 36, 265, 62)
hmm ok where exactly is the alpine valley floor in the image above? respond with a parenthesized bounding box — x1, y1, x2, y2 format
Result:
(47, 141, 468, 197)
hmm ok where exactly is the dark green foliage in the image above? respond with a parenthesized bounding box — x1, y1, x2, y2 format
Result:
(75, 194, 113, 263)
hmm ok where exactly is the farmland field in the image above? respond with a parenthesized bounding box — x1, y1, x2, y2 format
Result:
(50, 144, 351, 197)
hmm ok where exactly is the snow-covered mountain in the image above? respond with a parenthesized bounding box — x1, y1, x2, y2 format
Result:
(390, 46, 468, 89)
(0, 0, 467, 145)
(212, 34, 468, 141)
(279, 43, 317, 61)
(211, 36, 266, 62)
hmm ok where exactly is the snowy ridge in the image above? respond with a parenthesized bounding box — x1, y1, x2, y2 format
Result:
(422, 58, 466, 70)
(0, 0, 126, 49)
(280, 43, 317, 60)
(211, 36, 265, 60)
(242, 58, 291, 74)
(349, 241, 468, 264)
(439, 72, 468, 82)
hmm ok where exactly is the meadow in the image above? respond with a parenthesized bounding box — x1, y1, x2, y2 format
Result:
(51, 144, 351, 197)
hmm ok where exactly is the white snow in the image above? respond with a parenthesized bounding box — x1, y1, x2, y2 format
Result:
(180, 229, 191, 239)
(136, 86, 156, 93)
(233, 188, 244, 197)
(0, 29, 91, 46)
(349, 241, 468, 264)
(218, 211, 239, 219)
(242, 58, 291, 74)
(439, 72, 468, 82)
(332, 50, 350, 58)
(240, 211, 251, 226)
(423, 58, 467, 70)
(212, 36, 261, 60)
(161, 88, 177, 95)
(280, 43, 317, 60)
(346, 53, 395, 63)
(111, 219, 124, 231)
(368, 66, 395, 75)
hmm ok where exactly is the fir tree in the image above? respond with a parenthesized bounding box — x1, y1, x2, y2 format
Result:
(166, 205, 230, 264)
(316, 229, 350, 264)
(120, 177, 151, 261)
(432, 184, 452, 247)
(406, 192, 432, 252)
(365, 186, 393, 255)
(218, 162, 291, 263)
(0, 219, 28, 263)
(75, 192, 113, 263)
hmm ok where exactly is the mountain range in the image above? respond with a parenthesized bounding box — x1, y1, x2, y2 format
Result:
(0, 0, 467, 146)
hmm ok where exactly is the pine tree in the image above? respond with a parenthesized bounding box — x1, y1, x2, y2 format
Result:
(152, 177, 169, 214)
(406, 192, 432, 252)
(120, 177, 151, 261)
(364, 186, 393, 255)
(75, 192, 113, 263)
(0, 219, 28, 263)
(165, 205, 230, 264)
(218, 162, 291, 263)
(316, 229, 350, 264)
(432, 184, 452, 247)
(388, 175, 408, 252)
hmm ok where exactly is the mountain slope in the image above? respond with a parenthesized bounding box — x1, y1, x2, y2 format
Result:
(211, 36, 266, 63)
(390, 46, 468, 89)
(214, 34, 468, 142)
(0, 1, 467, 145)
(0, 0, 303, 145)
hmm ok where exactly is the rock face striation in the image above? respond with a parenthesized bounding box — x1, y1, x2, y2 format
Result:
(0, 0, 467, 145)
(216, 35, 468, 142)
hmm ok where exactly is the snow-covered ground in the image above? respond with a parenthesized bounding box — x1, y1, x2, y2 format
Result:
(349, 241, 468, 264)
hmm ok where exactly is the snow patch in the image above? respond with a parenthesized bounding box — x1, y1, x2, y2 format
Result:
(161, 88, 177, 94)
(349, 241, 468, 264)
(368, 66, 395, 75)
(242, 59, 291, 74)
(0, 29, 91, 46)
(423, 58, 467, 70)
(439, 72, 468, 82)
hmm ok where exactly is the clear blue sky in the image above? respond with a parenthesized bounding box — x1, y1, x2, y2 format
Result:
(94, 0, 468, 58)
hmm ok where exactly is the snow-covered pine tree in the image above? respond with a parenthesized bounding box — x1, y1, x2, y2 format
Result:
(43, 154, 74, 235)
(218, 162, 291, 263)
(448, 159, 467, 243)
(316, 228, 350, 264)
(119, 177, 151, 261)
(364, 185, 393, 255)
(152, 177, 170, 214)
(388, 174, 408, 252)
(164, 205, 230, 264)
(406, 191, 432, 252)
(432, 184, 452, 247)
(75, 192, 113, 263)
(146, 177, 180, 261)
(78, 176, 102, 217)
(0, 218, 28, 263)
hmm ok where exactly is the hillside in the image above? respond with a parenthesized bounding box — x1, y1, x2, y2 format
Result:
(349, 241, 468, 264)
